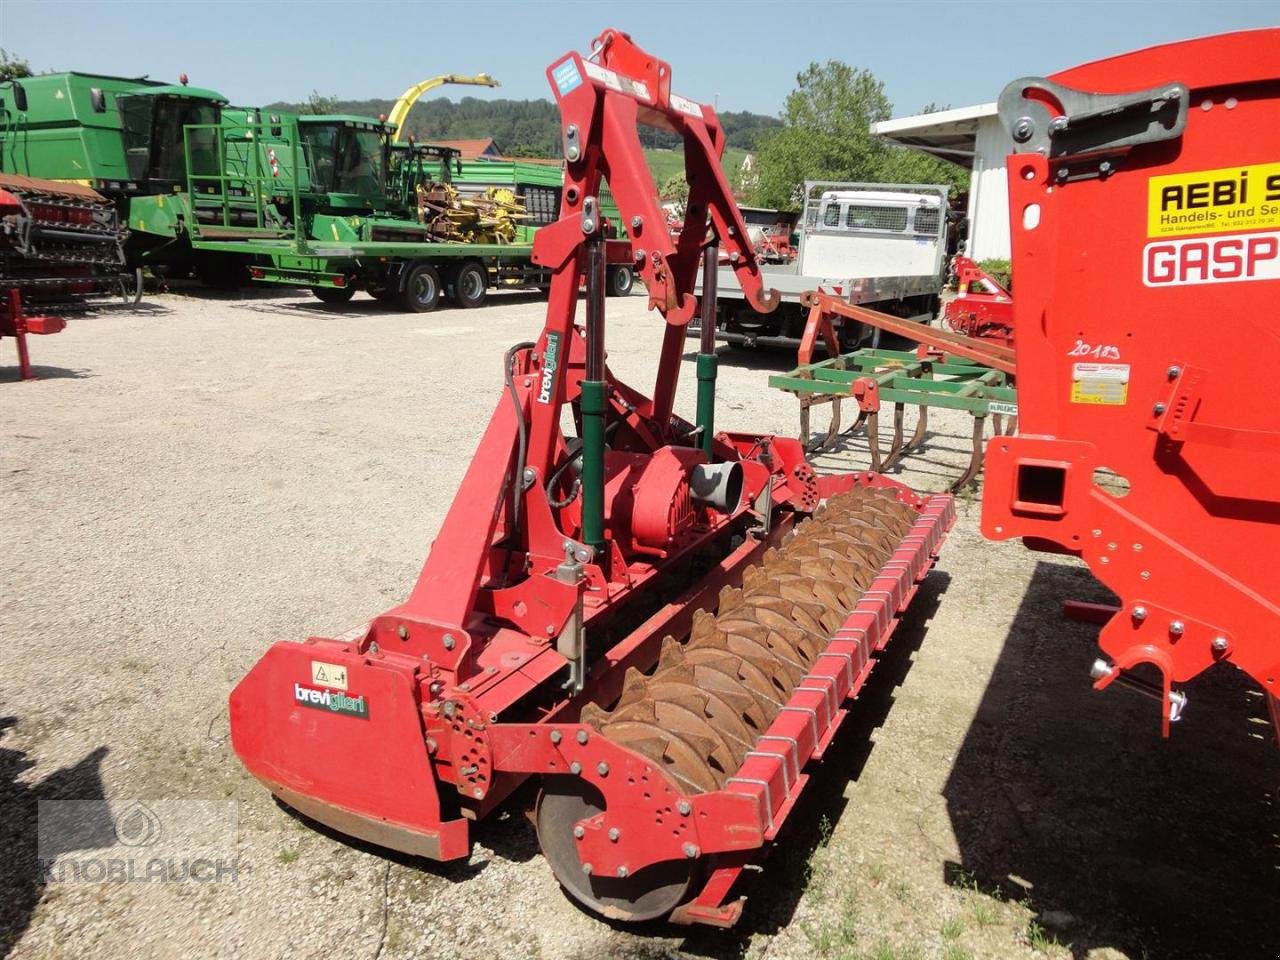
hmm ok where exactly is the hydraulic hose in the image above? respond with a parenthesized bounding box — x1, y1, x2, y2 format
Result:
(504, 340, 537, 538)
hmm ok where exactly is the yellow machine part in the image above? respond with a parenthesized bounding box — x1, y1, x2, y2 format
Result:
(388, 74, 501, 141)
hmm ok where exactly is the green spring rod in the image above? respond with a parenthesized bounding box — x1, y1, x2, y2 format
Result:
(581, 228, 607, 553)
(695, 242, 719, 455)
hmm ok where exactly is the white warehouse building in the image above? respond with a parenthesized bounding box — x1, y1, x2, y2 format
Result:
(871, 103, 1011, 261)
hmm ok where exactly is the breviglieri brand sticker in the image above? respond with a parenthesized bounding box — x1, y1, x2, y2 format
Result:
(1071, 363, 1130, 406)
(1147, 161, 1280, 238)
(294, 683, 369, 719)
(537, 331, 561, 404)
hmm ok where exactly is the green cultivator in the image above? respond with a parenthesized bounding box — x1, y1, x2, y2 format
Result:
(770, 347, 1018, 490)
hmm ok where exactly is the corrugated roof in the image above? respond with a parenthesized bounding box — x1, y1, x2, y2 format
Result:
(870, 103, 998, 165)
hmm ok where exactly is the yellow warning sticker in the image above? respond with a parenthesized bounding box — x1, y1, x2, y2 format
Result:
(1071, 362, 1129, 406)
(1148, 161, 1280, 237)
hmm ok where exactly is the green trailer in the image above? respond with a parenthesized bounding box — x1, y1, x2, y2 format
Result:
(186, 117, 635, 309)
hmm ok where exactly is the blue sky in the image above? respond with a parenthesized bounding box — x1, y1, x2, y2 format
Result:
(2, 1, 1276, 117)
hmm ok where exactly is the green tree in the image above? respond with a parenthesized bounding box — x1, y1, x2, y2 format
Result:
(0, 49, 32, 82)
(304, 91, 338, 115)
(659, 173, 689, 206)
(751, 63, 968, 209)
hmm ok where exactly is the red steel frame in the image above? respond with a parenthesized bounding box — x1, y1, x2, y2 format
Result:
(796, 289, 1017, 374)
(980, 29, 1280, 737)
(229, 29, 954, 925)
(1, 289, 66, 381)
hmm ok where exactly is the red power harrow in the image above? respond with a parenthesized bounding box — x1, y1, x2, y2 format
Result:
(230, 30, 953, 926)
(982, 29, 1280, 738)
(943, 255, 1014, 345)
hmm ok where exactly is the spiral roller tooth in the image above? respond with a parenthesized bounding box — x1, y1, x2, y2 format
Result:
(581, 487, 916, 794)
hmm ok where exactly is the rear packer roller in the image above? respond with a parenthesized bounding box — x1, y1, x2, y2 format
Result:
(536, 486, 922, 920)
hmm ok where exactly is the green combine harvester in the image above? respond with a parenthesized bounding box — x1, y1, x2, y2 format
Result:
(1, 71, 634, 307)
(0, 71, 249, 283)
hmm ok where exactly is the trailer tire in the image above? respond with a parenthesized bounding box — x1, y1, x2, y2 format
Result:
(311, 286, 356, 304)
(450, 261, 488, 309)
(606, 265, 634, 297)
(401, 263, 442, 313)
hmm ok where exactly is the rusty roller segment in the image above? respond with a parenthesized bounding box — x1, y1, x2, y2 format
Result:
(578, 486, 916, 798)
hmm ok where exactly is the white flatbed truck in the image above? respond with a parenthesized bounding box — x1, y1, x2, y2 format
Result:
(693, 181, 950, 349)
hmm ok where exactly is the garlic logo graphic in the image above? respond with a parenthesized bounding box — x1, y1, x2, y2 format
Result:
(113, 800, 163, 848)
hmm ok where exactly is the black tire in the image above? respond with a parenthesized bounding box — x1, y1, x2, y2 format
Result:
(400, 263, 441, 313)
(606, 264, 634, 297)
(450, 261, 488, 309)
(311, 286, 355, 304)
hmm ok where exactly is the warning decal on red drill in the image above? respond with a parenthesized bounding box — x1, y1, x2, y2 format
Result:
(1148, 162, 1280, 238)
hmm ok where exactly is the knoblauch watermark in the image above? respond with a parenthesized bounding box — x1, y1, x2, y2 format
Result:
(38, 799, 240, 884)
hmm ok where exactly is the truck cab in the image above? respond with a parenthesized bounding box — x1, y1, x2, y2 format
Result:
(808, 189, 944, 280)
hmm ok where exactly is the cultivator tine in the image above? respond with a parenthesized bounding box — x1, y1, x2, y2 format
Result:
(823, 398, 843, 451)
(867, 412, 883, 471)
(951, 415, 988, 491)
(884, 403, 906, 466)
(800, 396, 849, 455)
(907, 405, 928, 452)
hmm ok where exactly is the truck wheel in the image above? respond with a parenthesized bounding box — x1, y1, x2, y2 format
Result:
(311, 286, 355, 304)
(401, 263, 442, 313)
(606, 265, 634, 297)
(450, 261, 488, 309)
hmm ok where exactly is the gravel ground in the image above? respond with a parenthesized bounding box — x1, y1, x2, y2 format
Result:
(1, 288, 1275, 960)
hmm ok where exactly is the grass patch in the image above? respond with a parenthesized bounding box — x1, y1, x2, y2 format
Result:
(801, 903, 859, 956)
(1025, 916, 1061, 952)
(970, 899, 999, 928)
(940, 917, 964, 941)
(818, 813, 833, 847)
(864, 939, 922, 960)
(276, 848, 299, 865)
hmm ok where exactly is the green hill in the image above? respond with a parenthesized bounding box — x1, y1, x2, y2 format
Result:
(644, 147, 751, 197)
(268, 94, 772, 186)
